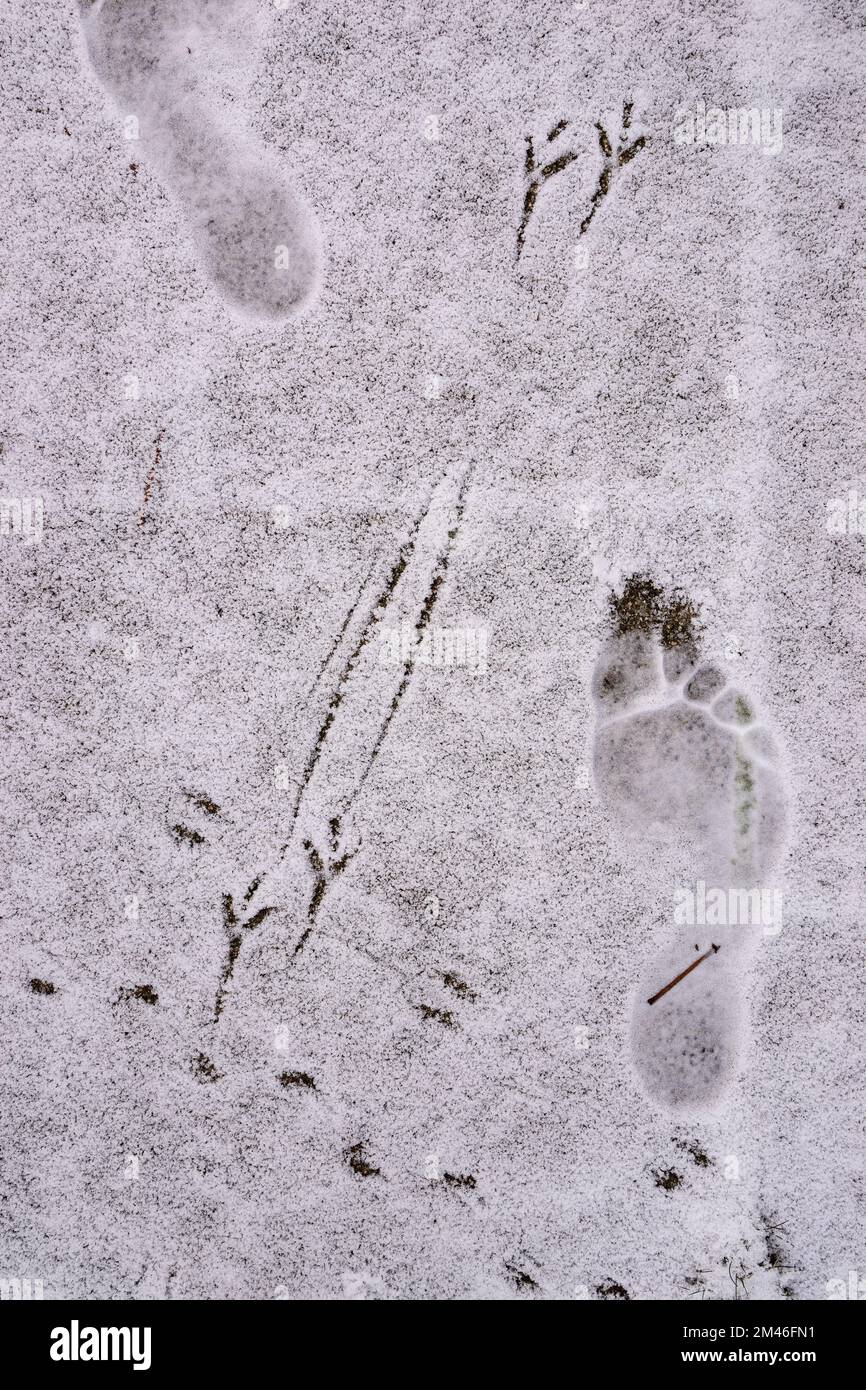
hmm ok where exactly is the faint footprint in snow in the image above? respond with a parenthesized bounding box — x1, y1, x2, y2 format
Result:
(591, 576, 787, 1115)
(79, 0, 321, 320)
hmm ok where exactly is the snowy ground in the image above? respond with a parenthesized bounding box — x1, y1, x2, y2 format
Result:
(1, 0, 864, 1300)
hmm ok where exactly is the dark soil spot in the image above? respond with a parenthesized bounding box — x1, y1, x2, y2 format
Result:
(674, 1137, 713, 1167)
(653, 1167, 683, 1191)
(610, 574, 664, 636)
(443, 1172, 476, 1190)
(596, 1279, 630, 1300)
(193, 1053, 223, 1083)
(660, 591, 700, 650)
(345, 1142, 380, 1178)
(442, 972, 476, 1000)
(115, 984, 158, 1006)
(610, 574, 701, 650)
(172, 823, 204, 846)
(279, 1071, 316, 1090)
(416, 1004, 455, 1026)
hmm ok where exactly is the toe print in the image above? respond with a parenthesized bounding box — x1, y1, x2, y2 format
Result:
(712, 689, 754, 725)
(662, 639, 698, 684)
(590, 576, 788, 1114)
(79, 0, 322, 320)
(685, 665, 726, 703)
(591, 630, 659, 716)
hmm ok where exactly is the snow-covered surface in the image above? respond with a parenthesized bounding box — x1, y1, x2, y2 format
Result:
(1, 0, 863, 1299)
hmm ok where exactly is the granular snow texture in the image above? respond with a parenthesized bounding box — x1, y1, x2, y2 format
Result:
(0, 0, 863, 1300)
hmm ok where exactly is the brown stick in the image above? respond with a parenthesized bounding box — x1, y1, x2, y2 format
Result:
(140, 428, 164, 525)
(647, 944, 720, 1006)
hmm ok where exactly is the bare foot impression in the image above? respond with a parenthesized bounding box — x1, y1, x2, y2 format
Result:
(79, 0, 321, 320)
(591, 577, 787, 1115)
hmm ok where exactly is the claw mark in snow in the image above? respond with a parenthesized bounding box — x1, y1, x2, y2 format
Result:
(214, 467, 474, 1012)
(295, 818, 359, 957)
(579, 101, 648, 237)
(347, 466, 475, 810)
(517, 120, 580, 259)
(213, 892, 277, 1021)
